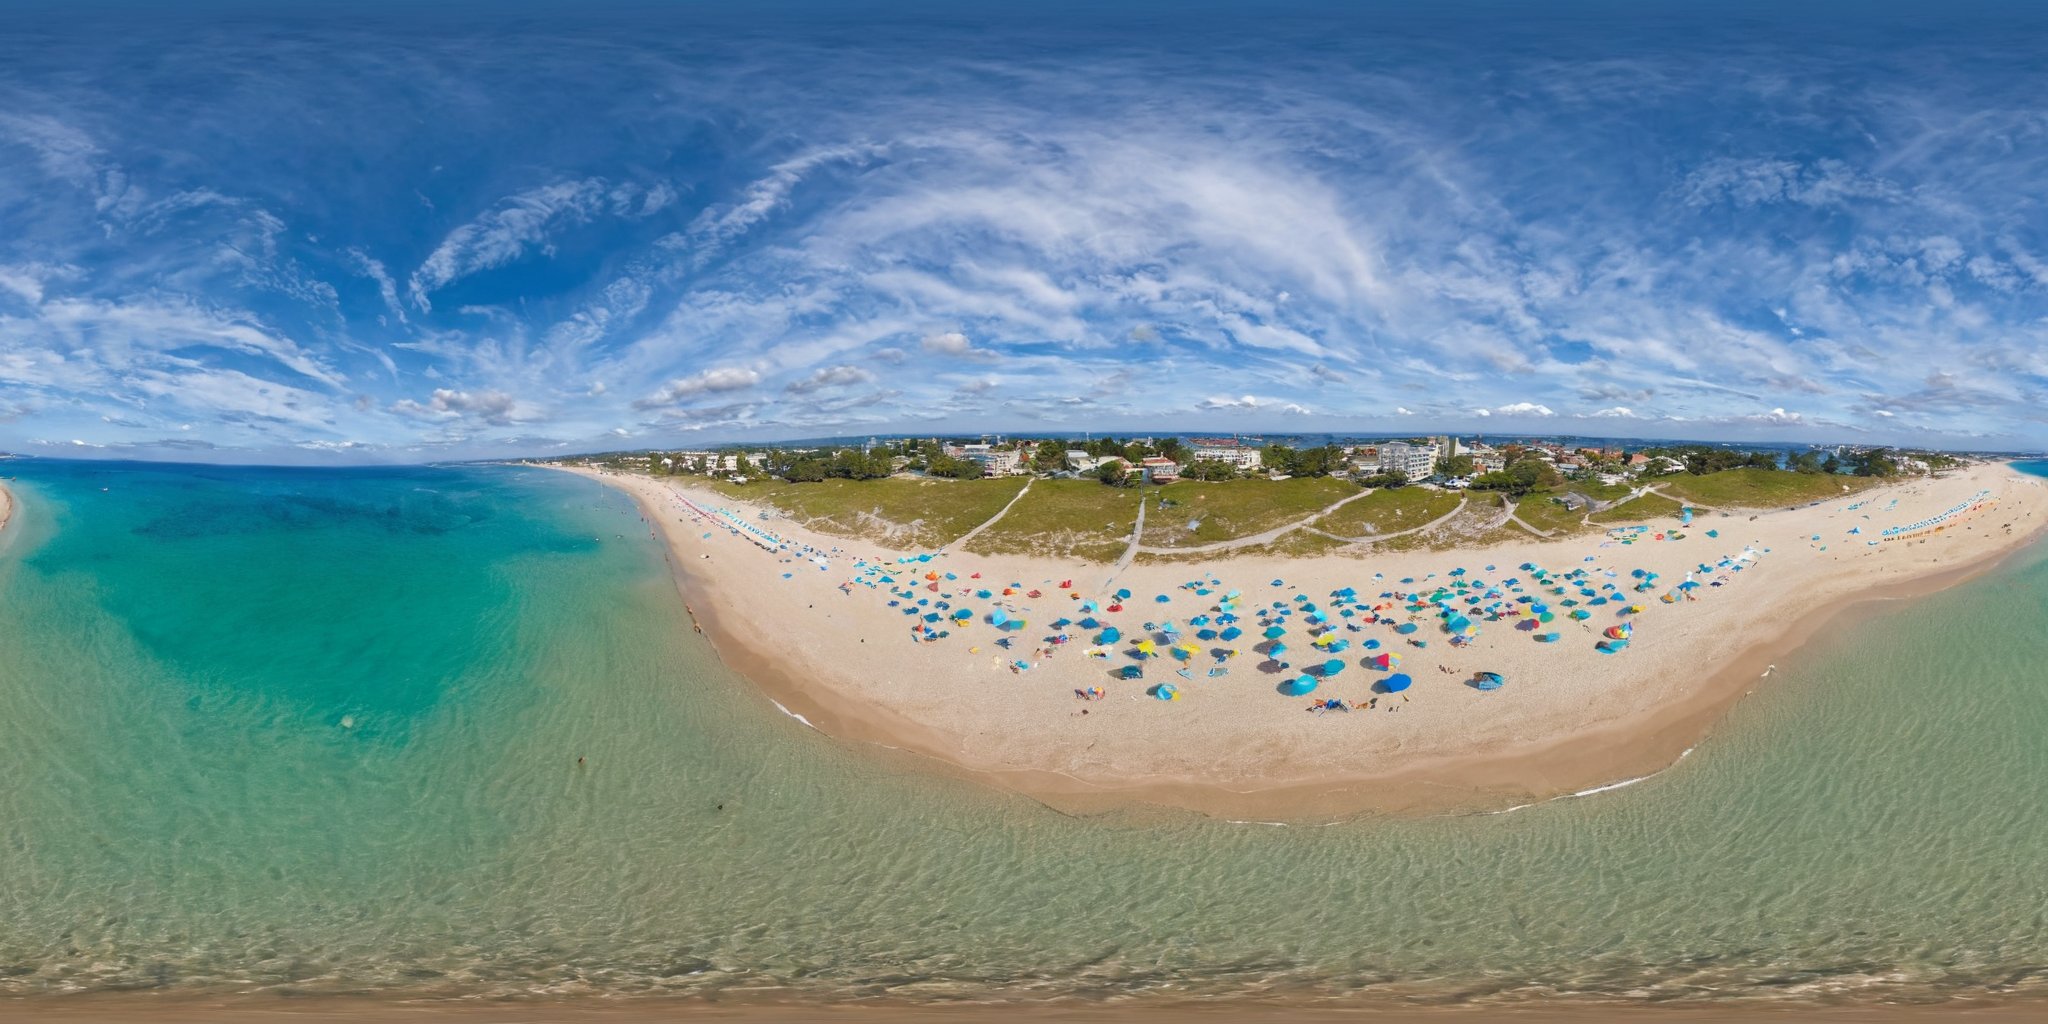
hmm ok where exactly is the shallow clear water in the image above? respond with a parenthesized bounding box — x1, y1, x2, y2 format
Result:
(2, 460, 2046, 1006)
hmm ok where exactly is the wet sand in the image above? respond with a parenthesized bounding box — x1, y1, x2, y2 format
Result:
(569, 463, 2046, 821)
(16, 992, 2048, 1022)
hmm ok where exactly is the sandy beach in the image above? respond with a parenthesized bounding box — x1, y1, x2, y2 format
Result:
(565, 462, 2046, 819)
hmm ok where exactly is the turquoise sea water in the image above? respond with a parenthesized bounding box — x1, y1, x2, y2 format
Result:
(2, 460, 2046, 1008)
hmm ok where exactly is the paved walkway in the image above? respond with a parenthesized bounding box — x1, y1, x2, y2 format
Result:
(942, 477, 1035, 552)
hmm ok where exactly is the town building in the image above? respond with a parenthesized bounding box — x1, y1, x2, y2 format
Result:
(1377, 441, 1438, 480)
(1191, 444, 1263, 471)
(1140, 456, 1181, 483)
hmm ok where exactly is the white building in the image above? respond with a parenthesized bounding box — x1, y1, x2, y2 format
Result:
(1377, 441, 1438, 480)
(1191, 445, 1263, 471)
(957, 444, 1023, 476)
(1464, 444, 1507, 474)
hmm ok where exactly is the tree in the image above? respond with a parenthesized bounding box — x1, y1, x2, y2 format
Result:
(1849, 449, 1900, 477)
(1093, 460, 1134, 487)
(1155, 437, 1190, 464)
(1260, 444, 1296, 473)
(1788, 450, 1823, 474)
(1358, 470, 1407, 490)
(1180, 458, 1239, 481)
(1468, 461, 1548, 497)
(1032, 439, 1066, 473)
(1438, 454, 1476, 478)
(927, 455, 985, 480)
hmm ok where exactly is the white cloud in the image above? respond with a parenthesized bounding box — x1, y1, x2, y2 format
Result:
(633, 366, 761, 408)
(390, 387, 538, 426)
(408, 178, 613, 310)
(1199, 394, 1311, 414)
(784, 364, 875, 394)
(1495, 402, 1555, 417)
(920, 330, 994, 359)
(1589, 406, 1637, 418)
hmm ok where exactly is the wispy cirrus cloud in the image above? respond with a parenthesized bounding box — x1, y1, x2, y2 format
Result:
(2, 7, 2046, 460)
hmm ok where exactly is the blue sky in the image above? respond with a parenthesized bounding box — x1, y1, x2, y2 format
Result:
(3, 1, 2047, 461)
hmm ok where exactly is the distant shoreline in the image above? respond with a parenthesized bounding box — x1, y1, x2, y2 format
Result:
(560, 463, 2048, 820)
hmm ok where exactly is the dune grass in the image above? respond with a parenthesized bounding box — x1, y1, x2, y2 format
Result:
(1138, 477, 1358, 548)
(1654, 469, 1874, 508)
(1588, 492, 1685, 524)
(1314, 486, 1461, 538)
(962, 478, 1141, 561)
(707, 476, 1027, 549)
(1514, 494, 1593, 535)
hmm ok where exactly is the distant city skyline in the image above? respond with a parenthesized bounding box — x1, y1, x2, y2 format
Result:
(6, 2, 2048, 462)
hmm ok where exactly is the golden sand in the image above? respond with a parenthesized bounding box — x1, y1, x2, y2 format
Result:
(567, 462, 2045, 819)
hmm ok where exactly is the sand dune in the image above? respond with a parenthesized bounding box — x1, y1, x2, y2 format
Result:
(567, 462, 2045, 819)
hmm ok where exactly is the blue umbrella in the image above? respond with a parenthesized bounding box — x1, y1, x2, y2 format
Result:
(1395, 622, 1419, 635)
(1263, 626, 1287, 639)
(1280, 674, 1318, 696)
(1322, 658, 1345, 675)
(1379, 673, 1412, 693)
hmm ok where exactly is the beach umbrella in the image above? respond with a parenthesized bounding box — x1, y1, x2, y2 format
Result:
(1197, 629, 1219, 641)
(1120, 665, 1144, 680)
(1536, 632, 1560, 643)
(1268, 642, 1289, 656)
(1115, 588, 1132, 600)
(1363, 639, 1381, 650)
(1155, 594, 1171, 604)
(1379, 673, 1412, 693)
(1280, 675, 1318, 696)
(1220, 626, 1243, 641)
(1097, 627, 1122, 644)
(1322, 658, 1345, 675)
(1395, 623, 1419, 635)
(1472, 671, 1505, 691)
(1152, 683, 1180, 701)
(1263, 625, 1287, 640)
(988, 608, 1010, 626)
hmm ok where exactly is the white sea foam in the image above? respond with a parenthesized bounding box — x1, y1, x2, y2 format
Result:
(768, 698, 817, 730)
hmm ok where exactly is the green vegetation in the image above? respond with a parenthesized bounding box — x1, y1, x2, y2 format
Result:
(709, 476, 1026, 549)
(1140, 477, 1356, 547)
(1588, 492, 1685, 524)
(1258, 443, 1352, 477)
(1655, 468, 1871, 508)
(1514, 494, 1593, 535)
(962, 479, 1140, 561)
(1314, 487, 1461, 538)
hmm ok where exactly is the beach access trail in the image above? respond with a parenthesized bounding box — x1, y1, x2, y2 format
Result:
(1135, 486, 1394, 555)
(942, 477, 1034, 553)
(576, 462, 2047, 819)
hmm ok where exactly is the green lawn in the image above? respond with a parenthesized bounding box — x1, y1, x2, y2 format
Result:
(1588, 492, 1685, 524)
(961, 478, 1142, 561)
(706, 475, 1026, 549)
(1654, 469, 1874, 508)
(1138, 477, 1358, 547)
(1314, 486, 1461, 538)
(1515, 493, 1593, 535)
